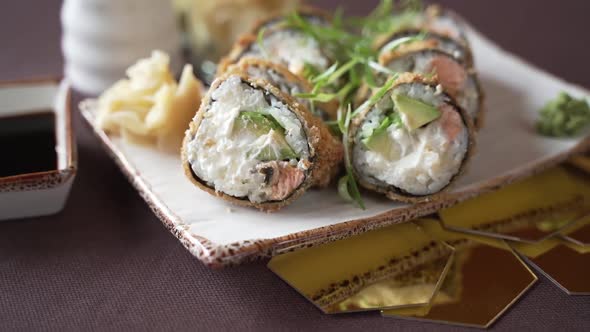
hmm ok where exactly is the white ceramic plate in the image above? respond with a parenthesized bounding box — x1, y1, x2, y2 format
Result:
(81, 26, 589, 267)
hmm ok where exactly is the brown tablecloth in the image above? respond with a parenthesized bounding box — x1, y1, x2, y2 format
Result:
(1, 1, 589, 330)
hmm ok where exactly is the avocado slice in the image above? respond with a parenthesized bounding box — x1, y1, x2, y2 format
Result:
(362, 116, 393, 151)
(235, 111, 285, 136)
(393, 94, 441, 131)
(362, 113, 401, 159)
(364, 132, 393, 157)
(255, 131, 298, 161)
(235, 111, 298, 160)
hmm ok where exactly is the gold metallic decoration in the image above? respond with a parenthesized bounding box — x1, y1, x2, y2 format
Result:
(267, 222, 454, 313)
(562, 155, 590, 246)
(383, 220, 538, 329)
(511, 236, 590, 295)
(332, 255, 453, 313)
(440, 167, 590, 243)
(561, 214, 590, 246)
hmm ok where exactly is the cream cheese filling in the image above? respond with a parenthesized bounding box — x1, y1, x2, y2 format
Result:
(244, 30, 329, 75)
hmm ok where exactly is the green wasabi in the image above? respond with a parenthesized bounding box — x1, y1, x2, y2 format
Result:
(537, 92, 590, 137)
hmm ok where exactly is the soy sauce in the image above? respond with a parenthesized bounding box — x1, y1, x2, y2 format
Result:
(0, 112, 57, 177)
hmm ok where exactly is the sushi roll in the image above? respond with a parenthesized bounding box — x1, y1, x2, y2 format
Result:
(420, 5, 469, 45)
(376, 29, 473, 66)
(379, 47, 483, 128)
(218, 8, 335, 77)
(350, 73, 475, 202)
(182, 73, 343, 212)
(391, 4, 469, 46)
(253, 6, 331, 32)
(225, 58, 338, 120)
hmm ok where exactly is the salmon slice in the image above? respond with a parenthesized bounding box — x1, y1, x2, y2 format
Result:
(428, 56, 467, 97)
(439, 104, 462, 141)
(257, 161, 305, 201)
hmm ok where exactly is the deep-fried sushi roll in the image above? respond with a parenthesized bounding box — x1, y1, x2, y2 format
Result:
(376, 29, 473, 66)
(218, 8, 335, 77)
(182, 73, 343, 212)
(422, 5, 468, 44)
(380, 47, 483, 127)
(400, 4, 469, 46)
(255, 6, 331, 32)
(350, 74, 475, 202)
(226, 58, 338, 120)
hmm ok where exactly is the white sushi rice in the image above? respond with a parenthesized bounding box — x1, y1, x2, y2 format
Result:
(245, 65, 304, 99)
(353, 83, 468, 196)
(385, 52, 479, 120)
(243, 30, 329, 75)
(424, 15, 465, 42)
(186, 75, 309, 202)
(244, 64, 325, 117)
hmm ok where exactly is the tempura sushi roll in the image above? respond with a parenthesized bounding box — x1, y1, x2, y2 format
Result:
(254, 6, 331, 32)
(376, 29, 473, 66)
(380, 48, 483, 127)
(182, 73, 343, 212)
(350, 73, 475, 202)
(420, 5, 469, 45)
(397, 4, 469, 46)
(226, 58, 338, 120)
(218, 8, 335, 77)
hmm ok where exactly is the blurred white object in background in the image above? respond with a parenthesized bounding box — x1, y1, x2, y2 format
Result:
(61, 0, 182, 95)
(173, 0, 299, 63)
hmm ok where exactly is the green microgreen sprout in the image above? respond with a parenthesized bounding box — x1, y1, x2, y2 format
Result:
(352, 75, 398, 117)
(362, 112, 403, 148)
(283, 0, 423, 208)
(257, 27, 268, 58)
(380, 32, 427, 55)
(338, 104, 366, 209)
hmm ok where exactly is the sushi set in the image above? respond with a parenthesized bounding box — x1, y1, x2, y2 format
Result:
(77, 3, 590, 267)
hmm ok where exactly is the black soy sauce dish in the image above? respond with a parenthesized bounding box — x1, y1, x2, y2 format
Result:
(0, 79, 77, 221)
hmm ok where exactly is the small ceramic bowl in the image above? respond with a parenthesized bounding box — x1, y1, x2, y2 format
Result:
(0, 78, 77, 221)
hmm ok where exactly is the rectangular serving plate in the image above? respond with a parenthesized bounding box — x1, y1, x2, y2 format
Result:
(81, 26, 590, 267)
(0, 79, 77, 221)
